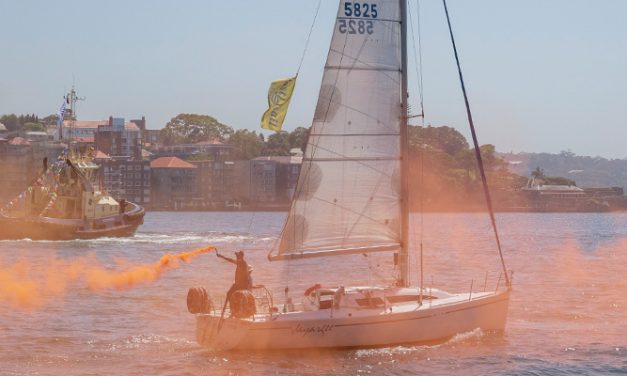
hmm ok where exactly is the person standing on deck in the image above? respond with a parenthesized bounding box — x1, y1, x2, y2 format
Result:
(216, 250, 253, 297)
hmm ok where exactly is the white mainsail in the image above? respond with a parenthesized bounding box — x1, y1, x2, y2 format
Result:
(273, 0, 403, 259)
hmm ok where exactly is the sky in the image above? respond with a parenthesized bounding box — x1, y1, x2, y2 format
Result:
(1, 1, 626, 158)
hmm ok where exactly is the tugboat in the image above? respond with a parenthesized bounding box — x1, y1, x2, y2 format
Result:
(0, 86, 144, 240)
(0, 152, 145, 240)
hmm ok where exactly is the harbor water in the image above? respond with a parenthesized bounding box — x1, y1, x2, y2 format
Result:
(0, 212, 625, 375)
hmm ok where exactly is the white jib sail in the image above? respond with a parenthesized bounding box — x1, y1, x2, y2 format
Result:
(274, 0, 403, 260)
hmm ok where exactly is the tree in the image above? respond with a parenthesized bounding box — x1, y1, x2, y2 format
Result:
(531, 167, 545, 179)
(408, 125, 469, 156)
(263, 131, 291, 156)
(0, 114, 19, 131)
(20, 122, 46, 132)
(228, 129, 264, 160)
(41, 114, 59, 126)
(160, 113, 234, 145)
(288, 126, 309, 152)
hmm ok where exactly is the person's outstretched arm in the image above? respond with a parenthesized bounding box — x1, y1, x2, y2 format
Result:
(216, 251, 236, 264)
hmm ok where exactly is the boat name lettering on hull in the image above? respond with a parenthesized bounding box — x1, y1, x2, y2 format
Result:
(293, 323, 335, 337)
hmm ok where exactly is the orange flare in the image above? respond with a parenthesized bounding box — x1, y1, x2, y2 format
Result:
(86, 246, 216, 290)
(0, 246, 216, 311)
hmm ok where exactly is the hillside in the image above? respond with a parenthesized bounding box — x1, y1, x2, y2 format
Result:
(500, 151, 627, 189)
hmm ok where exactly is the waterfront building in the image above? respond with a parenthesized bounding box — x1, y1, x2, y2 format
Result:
(189, 159, 235, 209)
(23, 131, 50, 142)
(232, 159, 278, 205)
(150, 156, 198, 210)
(151, 140, 233, 161)
(56, 120, 103, 141)
(0, 140, 65, 204)
(143, 129, 161, 147)
(95, 117, 142, 159)
(252, 155, 303, 202)
(96, 154, 151, 207)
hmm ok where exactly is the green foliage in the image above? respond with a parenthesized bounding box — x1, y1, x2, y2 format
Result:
(20, 122, 46, 132)
(0, 114, 19, 131)
(41, 114, 59, 126)
(407, 124, 528, 209)
(0, 113, 42, 132)
(544, 176, 576, 186)
(409, 125, 469, 156)
(531, 167, 545, 179)
(187, 153, 215, 161)
(263, 131, 291, 156)
(161, 113, 234, 145)
(288, 126, 309, 152)
(529, 166, 575, 186)
(228, 129, 264, 160)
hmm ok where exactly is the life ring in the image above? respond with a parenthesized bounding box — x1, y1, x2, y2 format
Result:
(304, 283, 321, 296)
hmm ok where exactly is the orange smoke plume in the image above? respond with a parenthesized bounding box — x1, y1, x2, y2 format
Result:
(0, 259, 42, 310)
(0, 246, 216, 311)
(86, 246, 215, 290)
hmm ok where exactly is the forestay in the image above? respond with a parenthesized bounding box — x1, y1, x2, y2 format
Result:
(271, 0, 403, 260)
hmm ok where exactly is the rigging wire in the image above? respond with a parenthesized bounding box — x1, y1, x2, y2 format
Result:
(296, 0, 323, 76)
(408, 0, 425, 119)
(273, 0, 323, 295)
(408, 0, 426, 302)
(441, 0, 511, 288)
(266, 0, 323, 260)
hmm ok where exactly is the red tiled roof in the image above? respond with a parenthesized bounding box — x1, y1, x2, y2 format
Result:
(8, 137, 31, 145)
(62, 120, 106, 129)
(150, 156, 196, 169)
(93, 150, 111, 160)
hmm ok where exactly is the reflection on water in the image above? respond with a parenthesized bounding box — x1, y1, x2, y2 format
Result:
(0, 212, 625, 375)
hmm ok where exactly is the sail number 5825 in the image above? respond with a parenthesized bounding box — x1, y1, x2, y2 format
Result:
(338, 19, 373, 35)
(344, 2, 378, 18)
(339, 2, 377, 35)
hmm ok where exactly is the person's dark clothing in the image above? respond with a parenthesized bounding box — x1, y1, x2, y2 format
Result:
(217, 252, 253, 290)
(217, 251, 254, 317)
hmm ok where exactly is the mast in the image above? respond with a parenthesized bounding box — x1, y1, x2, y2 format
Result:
(399, 0, 410, 287)
(66, 85, 85, 151)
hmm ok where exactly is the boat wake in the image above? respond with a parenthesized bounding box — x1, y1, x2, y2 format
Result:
(353, 328, 486, 358)
(97, 334, 196, 352)
(0, 231, 273, 246)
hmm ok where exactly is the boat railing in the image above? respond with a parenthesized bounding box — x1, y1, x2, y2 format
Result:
(208, 285, 275, 318)
(251, 285, 274, 315)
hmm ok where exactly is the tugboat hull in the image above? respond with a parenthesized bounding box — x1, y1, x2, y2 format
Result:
(0, 204, 144, 241)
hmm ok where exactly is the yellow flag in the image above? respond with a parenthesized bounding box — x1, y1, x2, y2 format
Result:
(261, 76, 296, 132)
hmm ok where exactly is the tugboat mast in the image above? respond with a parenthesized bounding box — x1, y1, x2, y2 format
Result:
(65, 85, 85, 156)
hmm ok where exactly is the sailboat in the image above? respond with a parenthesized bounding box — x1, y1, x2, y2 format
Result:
(188, 0, 511, 350)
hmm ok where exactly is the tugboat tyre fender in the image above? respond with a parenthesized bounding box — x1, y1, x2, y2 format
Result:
(187, 287, 213, 314)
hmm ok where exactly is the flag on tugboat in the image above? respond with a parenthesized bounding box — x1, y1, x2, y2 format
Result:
(261, 76, 296, 132)
(57, 96, 67, 128)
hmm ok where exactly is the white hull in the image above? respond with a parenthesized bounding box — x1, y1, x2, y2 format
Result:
(196, 288, 510, 350)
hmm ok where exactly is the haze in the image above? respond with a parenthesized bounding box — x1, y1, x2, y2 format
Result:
(1, 0, 626, 158)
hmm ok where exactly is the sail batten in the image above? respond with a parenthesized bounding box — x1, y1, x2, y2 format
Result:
(324, 65, 401, 72)
(275, 0, 403, 260)
(305, 157, 399, 162)
(269, 244, 400, 261)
